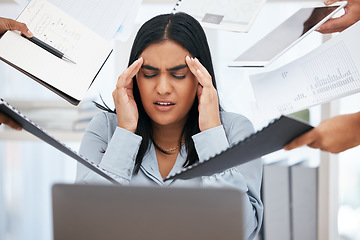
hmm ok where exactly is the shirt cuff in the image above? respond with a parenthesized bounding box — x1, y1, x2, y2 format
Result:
(100, 127, 142, 180)
(192, 125, 229, 162)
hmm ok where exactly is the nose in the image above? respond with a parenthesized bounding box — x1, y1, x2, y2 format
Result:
(155, 75, 172, 95)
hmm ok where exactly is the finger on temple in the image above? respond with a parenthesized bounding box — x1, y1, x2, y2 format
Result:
(185, 56, 199, 78)
(193, 58, 211, 79)
(116, 58, 143, 88)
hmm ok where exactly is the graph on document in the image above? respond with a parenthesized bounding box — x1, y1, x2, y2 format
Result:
(301, 41, 360, 104)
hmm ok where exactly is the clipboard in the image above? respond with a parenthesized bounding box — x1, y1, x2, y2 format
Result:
(165, 115, 313, 181)
(0, 0, 113, 105)
(0, 99, 118, 184)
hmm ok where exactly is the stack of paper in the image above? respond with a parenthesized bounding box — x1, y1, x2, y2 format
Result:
(250, 20, 360, 120)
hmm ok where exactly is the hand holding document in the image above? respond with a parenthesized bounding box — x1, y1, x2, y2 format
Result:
(250, 20, 360, 120)
(0, 16, 32, 37)
(0, 0, 113, 105)
(229, 2, 347, 67)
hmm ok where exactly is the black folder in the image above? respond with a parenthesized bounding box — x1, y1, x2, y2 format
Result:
(0, 99, 118, 184)
(165, 115, 313, 181)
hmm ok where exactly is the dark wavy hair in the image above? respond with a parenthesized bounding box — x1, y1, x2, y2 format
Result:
(98, 12, 219, 174)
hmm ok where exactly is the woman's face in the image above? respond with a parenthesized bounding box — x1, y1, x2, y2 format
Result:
(137, 40, 198, 128)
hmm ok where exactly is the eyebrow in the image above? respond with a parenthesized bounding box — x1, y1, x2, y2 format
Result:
(141, 64, 188, 71)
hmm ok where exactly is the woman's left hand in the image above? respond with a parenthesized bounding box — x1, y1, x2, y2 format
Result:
(186, 56, 221, 132)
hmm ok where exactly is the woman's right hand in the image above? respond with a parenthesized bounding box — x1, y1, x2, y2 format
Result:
(112, 57, 143, 133)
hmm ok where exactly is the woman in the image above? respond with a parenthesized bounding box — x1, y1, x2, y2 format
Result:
(76, 12, 263, 239)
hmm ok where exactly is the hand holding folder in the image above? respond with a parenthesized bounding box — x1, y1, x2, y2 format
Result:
(0, 99, 118, 184)
(0, 111, 22, 130)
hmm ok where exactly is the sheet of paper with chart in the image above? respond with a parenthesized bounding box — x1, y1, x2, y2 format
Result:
(172, 0, 267, 32)
(0, 0, 112, 105)
(250, 20, 360, 120)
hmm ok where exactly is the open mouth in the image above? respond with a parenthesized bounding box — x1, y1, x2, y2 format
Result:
(155, 102, 175, 106)
(154, 101, 175, 111)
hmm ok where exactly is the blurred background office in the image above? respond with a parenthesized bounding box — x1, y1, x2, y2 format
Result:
(0, 0, 359, 239)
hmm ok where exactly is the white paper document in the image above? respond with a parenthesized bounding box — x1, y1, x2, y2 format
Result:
(49, 0, 141, 40)
(173, 0, 267, 32)
(250, 20, 360, 119)
(0, 0, 113, 105)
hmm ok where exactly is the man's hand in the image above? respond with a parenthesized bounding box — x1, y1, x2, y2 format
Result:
(285, 112, 360, 153)
(317, 0, 360, 33)
(0, 17, 33, 37)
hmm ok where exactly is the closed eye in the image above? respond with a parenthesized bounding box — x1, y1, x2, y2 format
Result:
(172, 74, 186, 79)
(171, 70, 187, 79)
(143, 73, 158, 78)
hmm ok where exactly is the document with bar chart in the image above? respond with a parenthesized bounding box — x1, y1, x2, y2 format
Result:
(250, 20, 360, 120)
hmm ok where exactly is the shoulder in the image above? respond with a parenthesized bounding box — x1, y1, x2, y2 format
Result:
(220, 111, 254, 132)
(220, 111, 255, 145)
(85, 111, 118, 135)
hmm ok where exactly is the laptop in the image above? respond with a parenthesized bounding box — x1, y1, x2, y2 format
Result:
(52, 184, 246, 240)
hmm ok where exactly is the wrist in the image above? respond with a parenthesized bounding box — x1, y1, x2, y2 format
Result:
(200, 119, 221, 132)
(117, 123, 136, 133)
